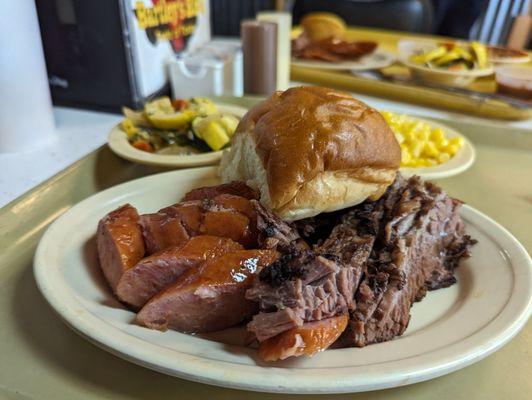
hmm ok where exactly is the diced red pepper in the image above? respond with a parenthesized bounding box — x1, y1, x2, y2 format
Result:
(132, 140, 155, 153)
(171, 99, 188, 111)
(440, 41, 456, 51)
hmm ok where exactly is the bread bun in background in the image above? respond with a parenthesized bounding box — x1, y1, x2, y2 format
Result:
(300, 12, 347, 41)
(219, 86, 401, 221)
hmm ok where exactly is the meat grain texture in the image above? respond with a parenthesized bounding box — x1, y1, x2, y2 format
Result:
(247, 175, 476, 350)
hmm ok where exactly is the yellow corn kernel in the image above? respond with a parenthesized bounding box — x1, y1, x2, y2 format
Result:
(121, 118, 138, 137)
(435, 137, 449, 149)
(414, 128, 430, 142)
(409, 159, 424, 167)
(422, 141, 439, 158)
(410, 141, 424, 158)
(449, 136, 464, 147)
(405, 121, 418, 133)
(430, 128, 445, 142)
(381, 111, 393, 122)
(402, 130, 415, 143)
(438, 153, 451, 163)
(443, 144, 460, 156)
(400, 145, 412, 163)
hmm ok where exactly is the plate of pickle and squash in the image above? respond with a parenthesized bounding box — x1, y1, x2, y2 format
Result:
(108, 97, 248, 168)
(398, 40, 494, 88)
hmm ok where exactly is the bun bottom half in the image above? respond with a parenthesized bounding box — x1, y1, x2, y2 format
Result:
(220, 132, 397, 221)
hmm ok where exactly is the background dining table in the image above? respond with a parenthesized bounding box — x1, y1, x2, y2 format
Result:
(1, 26, 531, 400)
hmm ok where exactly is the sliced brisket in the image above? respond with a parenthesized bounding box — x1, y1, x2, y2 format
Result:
(247, 174, 475, 348)
(251, 200, 305, 253)
(246, 205, 379, 341)
(342, 176, 476, 347)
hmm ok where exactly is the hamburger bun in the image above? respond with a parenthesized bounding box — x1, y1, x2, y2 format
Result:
(219, 86, 401, 221)
(300, 12, 346, 41)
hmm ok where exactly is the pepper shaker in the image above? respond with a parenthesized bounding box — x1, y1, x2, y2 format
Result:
(257, 11, 292, 91)
(241, 20, 278, 96)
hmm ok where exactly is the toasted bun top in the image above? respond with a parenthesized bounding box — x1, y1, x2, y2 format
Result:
(220, 86, 401, 220)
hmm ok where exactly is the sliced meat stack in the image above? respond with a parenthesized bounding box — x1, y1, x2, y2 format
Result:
(291, 34, 378, 62)
(140, 194, 256, 253)
(246, 175, 475, 359)
(116, 235, 243, 309)
(96, 177, 475, 362)
(96, 182, 295, 332)
(137, 249, 278, 332)
(97, 204, 145, 293)
(342, 176, 477, 347)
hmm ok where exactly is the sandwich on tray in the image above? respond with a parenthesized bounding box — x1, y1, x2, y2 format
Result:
(96, 86, 476, 362)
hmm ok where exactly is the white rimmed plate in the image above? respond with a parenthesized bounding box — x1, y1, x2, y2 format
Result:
(292, 50, 396, 71)
(34, 167, 531, 394)
(107, 104, 248, 168)
(398, 40, 494, 88)
(397, 117, 476, 180)
(488, 45, 531, 64)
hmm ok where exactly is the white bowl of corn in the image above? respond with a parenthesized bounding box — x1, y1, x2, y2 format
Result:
(382, 111, 475, 179)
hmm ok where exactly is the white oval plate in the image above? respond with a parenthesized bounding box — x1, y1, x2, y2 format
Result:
(108, 104, 248, 168)
(292, 50, 396, 71)
(397, 40, 494, 78)
(397, 117, 476, 180)
(34, 167, 531, 394)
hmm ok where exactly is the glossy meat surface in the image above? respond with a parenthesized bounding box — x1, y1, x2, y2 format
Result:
(140, 194, 260, 253)
(258, 315, 348, 361)
(97, 204, 145, 292)
(136, 250, 278, 333)
(139, 208, 192, 254)
(159, 202, 203, 235)
(116, 236, 243, 308)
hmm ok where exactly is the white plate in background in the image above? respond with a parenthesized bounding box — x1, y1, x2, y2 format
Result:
(107, 104, 248, 168)
(397, 40, 494, 88)
(292, 49, 396, 71)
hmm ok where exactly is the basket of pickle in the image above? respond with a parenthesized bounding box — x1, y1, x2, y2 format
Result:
(108, 97, 248, 167)
(382, 111, 475, 179)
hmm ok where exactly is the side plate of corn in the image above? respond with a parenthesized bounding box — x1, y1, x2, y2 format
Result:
(382, 111, 476, 179)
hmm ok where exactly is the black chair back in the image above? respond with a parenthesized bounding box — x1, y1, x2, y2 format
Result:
(211, 0, 277, 36)
(293, 0, 434, 33)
